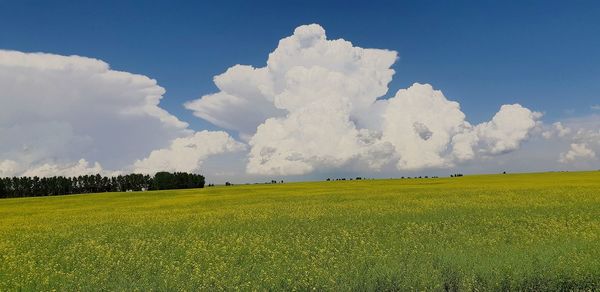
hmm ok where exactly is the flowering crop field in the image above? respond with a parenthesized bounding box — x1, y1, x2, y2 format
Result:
(1, 171, 599, 290)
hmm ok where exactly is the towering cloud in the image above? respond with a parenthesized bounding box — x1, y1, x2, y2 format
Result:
(184, 65, 285, 140)
(380, 84, 471, 170)
(0, 50, 241, 177)
(244, 24, 398, 175)
(187, 24, 542, 175)
(1, 24, 555, 178)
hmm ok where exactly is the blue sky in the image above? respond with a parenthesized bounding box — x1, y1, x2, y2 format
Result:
(1, 1, 599, 181)
(2, 0, 599, 129)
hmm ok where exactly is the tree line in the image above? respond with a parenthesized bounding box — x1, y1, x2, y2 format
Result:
(0, 171, 205, 199)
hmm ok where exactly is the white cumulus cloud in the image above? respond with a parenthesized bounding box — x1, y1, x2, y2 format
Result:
(381, 83, 471, 169)
(0, 50, 243, 177)
(542, 122, 572, 139)
(542, 115, 600, 166)
(380, 86, 541, 170)
(474, 104, 542, 155)
(184, 65, 285, 140)
(133, 131, 246, 174)
(559, 143, 596, 163)
(2, 24, 554, 179)
(187, 24, 542, 175)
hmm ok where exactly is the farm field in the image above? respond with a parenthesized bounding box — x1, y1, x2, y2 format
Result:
(1, 171, 599, 290)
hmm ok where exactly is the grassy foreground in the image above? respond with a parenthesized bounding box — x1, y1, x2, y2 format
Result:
(1, 172, 599, 290)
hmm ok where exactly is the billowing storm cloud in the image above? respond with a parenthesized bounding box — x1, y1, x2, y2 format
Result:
(186, 24, 542, 175)
(5, 24, 581, 179)
(0, 50, 241, 177)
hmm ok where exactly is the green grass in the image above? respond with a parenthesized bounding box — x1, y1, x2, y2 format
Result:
(1, 171, 599, 290)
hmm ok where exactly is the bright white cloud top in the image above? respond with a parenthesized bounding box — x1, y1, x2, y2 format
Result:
(187, 24, 543, 175)
(1, 24, 598, 179)
(0, 50, 239, 177)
